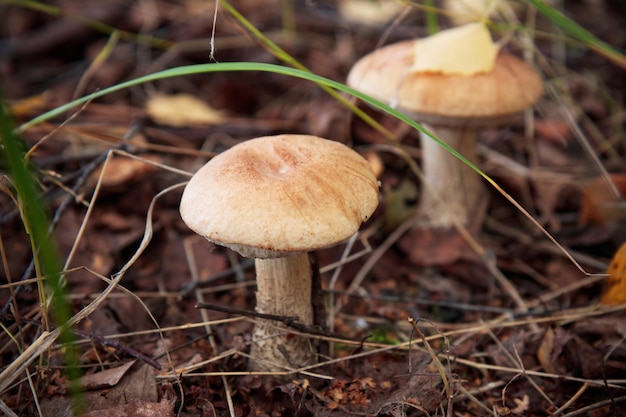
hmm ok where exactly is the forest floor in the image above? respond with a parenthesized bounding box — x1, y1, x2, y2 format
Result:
(1, 1, 625, 416)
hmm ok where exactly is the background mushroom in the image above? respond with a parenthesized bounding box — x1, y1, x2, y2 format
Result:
(443, 0, 522, 26)
(179, 134, 379, 372)
(347, 23, 543, 229)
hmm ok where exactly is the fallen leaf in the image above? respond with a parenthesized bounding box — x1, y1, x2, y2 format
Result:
(173, 353, 205, 374)
(537, 328, 557, 374)
(544, 258, 586, 289)
(551, 327, 574, 364)
(8, 92, 52, 118)
(535, 119, 573, 145)
(567, 336, 605, 379)
(87, 363, 159, 411)
(399, 226, 481, 266)
(79, 360, 136, 391)
(600, 242, 626, 305)
(579, 174, 626, 225)
(40, 363, 162, 417)
(91, 154, 161, 188)
(146, 93, 226, 127)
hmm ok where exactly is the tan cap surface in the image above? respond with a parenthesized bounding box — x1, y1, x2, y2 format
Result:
(179, 135, 379, 258)
(347, 40, 544, 127)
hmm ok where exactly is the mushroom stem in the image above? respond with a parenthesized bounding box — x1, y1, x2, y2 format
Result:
(417, 125, 488, 228)
(251, 253, 316, 371)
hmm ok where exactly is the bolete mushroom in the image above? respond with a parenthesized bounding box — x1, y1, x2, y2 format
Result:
(179, 134, 379, 372)
(347, 23, 543, 228)
(443, 0, 521, 26)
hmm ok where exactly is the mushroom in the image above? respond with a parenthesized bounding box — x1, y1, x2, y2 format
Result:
(179, 134, 379, 372)
(347, 23, 543, 228)
(443, 0, 522, 26)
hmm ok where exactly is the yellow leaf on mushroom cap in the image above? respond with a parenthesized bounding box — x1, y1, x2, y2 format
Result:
(410, 22, 498, 76)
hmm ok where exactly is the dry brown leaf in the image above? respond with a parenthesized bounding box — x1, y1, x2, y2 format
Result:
(399, 226, 481, 266)
(535, 119, 573, 145)
(79, 360, 136, 390)
(579, 173, 626, 225)
(91, 154, 161, 188)
(146, 93, 225, 127)
(544, 257, 586, 289)
(173, 353, 205, 374)
(537, 327, 558, 374)
(8, 92, 52, 118)
(87, 363, 159, 411)
(600, 242, 626, 305)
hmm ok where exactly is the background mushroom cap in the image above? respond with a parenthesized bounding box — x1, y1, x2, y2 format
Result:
(179, 134, 380, 258)
(347, 40, 544, 127)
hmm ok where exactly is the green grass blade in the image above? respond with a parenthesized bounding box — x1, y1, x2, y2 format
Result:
(424, 0, 439, 35)
(1, 92, 84, 411)
(17, 62, 474, 174)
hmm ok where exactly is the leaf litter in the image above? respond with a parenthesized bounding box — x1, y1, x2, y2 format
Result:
(1, 1, 625, 416)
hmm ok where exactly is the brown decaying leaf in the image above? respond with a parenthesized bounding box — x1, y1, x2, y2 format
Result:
(79, 360, 136, 390)
(536, 327, 571, 375)
(40, 363, 161, 417)
(537, 327, 557, 374)
(399, 225, 482, 266)
(8, 92, 53, 118)
(579, 174, 626, 226)
(544, 257, 587, 290)
(534, 119, 573, 145)
(91, 154, 161, 188)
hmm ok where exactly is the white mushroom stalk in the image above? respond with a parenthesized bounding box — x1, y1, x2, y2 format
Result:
(418, 126, 487, 226)
(179, 134, 379, 373)
(253, 254, 314, 369)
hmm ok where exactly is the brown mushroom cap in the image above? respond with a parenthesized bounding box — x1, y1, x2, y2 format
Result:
(179, 134, 379, 259)
(347, 40, 544, 127)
